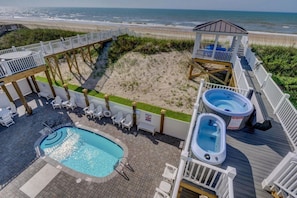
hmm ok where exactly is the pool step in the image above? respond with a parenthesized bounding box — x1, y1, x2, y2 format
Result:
(44, 131, 67, 146)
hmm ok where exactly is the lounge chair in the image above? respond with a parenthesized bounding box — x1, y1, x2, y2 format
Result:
(6, 102, 18, 117)
(111, 111, 124, 126)
(50, 96, 62, 109)
(158, 180, 172, 195)
(83, 103, 95, 118)
(0, 114, 15, 127)
(93, 105, 103, 120)
(121, 113, 133, 130)
(162, 163, 178, 182)
(153, 188, 170, 198)
(65, 97, 77, 110)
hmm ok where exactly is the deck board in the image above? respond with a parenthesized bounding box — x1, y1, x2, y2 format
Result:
(218, 59, 293, 197)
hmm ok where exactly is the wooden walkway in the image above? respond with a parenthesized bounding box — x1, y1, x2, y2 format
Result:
(219, 58, 293, 197)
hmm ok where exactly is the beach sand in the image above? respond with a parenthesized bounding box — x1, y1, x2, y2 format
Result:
(1, 18, 296, 114)
(1, 18, 297, 46)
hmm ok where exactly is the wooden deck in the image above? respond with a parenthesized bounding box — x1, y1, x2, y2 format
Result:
(218, 60, 293, 197)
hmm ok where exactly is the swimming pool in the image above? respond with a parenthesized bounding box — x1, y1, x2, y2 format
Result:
(38, 126, 126, 179)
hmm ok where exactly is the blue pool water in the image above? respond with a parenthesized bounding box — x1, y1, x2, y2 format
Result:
(198, 124, 221, 153)
(40, 126, 123, 177)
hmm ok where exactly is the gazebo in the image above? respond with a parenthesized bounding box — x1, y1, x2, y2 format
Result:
(189, 20, 248, 85)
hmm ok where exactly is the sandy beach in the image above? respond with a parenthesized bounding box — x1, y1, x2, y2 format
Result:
(1, 18, 296, 114)
(1, 18, 297, 47)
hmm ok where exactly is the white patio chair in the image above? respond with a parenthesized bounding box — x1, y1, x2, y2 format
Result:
(158, 181, 172, 196)
(0, 114, 15, 127)
(65, 97, 77, 110)
(6, 102, 18, 117)
(111, 111, 124, 126)
(162, 163, 178, 182)
(83, 103, 95, 118)
(153, 188, 170, 198)
(121, 113, 133, 130)
(93, 105, 103, 120)
(50, 96, 62, 109)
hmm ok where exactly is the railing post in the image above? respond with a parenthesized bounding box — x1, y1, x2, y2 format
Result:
(1, 61, 13, 75)
(160, 109, 166, 134)
(274, 93, 290, 114)
(104, 94, 110, 111)
(131, 101, 137, 127)
(63, 84, 70, 100)
(262, 152, 297, 191)
(82, 89, 89, 107)
(40, 41, 45, 54)
(77, 35, 81, 44)
(49, 41, 53, 54)
(12, 46, 17, 52)
(226, 166, 237, 198)
(260, 73, 272, 88)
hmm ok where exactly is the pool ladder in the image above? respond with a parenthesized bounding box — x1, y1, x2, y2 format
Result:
(115, 157, 134, 180)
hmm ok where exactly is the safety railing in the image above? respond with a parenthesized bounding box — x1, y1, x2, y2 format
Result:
(245, 47, 297, 151)
(0, 52, 45, 78)
(262, 152, 297, 198)
(233, 57, 253, 92)
(183, 157, 236, 198)
(194, 49, 232, 62)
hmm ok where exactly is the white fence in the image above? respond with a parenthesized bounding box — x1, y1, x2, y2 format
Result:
(183, 157, 236, 198)
(245, 48, 297, 151)
(35, 81, 190, 140)
(233, 57, 252, 92)
(262, 152, 297, 198)
(0, 28, 134, 79)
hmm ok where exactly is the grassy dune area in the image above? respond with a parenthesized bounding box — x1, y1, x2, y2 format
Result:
(1, 27, 296, 115)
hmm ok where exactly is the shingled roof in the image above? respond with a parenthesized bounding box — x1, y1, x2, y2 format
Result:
(193, 20, 248, 35)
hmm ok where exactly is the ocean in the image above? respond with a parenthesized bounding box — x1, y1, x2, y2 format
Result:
(0, 7, 297, 34)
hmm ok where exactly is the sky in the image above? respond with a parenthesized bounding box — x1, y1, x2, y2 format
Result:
(0, 0, 297, 13)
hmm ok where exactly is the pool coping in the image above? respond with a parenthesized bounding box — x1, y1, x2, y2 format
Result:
(34, 122, 129, 184)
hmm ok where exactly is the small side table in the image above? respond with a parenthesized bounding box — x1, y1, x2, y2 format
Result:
(103, 110, 112, 118)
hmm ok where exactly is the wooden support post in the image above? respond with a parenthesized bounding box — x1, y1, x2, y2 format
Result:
(1, 84, 14, 103)
(63, 84, 70, 100)
(12, 81, 32, 115)
(26, 77, 34, 93)
(104, 94, 110, 111)
(31, 75, 40, 93)
(44, 69, 56, 98)
(160, 109, 166, 134)
(132, 101, 137, 126)
(73, 50, 80, 75)
(82, 89, 89, 107)
(188, 63, 193, 80)
(87, 45, 92, 64)
(54, 56, 64, 84)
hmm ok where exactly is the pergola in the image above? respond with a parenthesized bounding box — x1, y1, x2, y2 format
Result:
(189, 20, 248, 85)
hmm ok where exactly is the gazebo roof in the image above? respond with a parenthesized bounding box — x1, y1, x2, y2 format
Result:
(193, 20, 248, 35)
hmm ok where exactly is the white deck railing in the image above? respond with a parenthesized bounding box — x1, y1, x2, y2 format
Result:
(245, 48, 297, 151)
(233, 57, 253, 92)
(183, 157, 236, 198)
(0, 28, 133, 79)
(262, 152, 297, 198)
(0, 52, 45, 78)
(194, 49, 232, 62)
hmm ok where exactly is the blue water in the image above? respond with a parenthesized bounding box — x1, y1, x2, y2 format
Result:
(0, 7, 297, 34)
(40, 126, 123, 177)
(198, 124, 220, 152)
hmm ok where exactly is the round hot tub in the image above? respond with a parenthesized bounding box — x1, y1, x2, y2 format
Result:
(202, 89, 254, 130)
